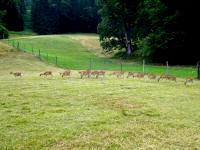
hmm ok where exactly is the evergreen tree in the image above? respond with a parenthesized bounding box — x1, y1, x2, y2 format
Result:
(0, 0, 25, 31)
(32, 0, 50, 34)
(31, 0, 99, 34)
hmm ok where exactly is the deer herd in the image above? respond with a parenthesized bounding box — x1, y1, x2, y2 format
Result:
(9, 70, 195, 86)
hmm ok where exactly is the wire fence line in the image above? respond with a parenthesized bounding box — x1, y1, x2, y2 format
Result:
(7, 40, 199, 78)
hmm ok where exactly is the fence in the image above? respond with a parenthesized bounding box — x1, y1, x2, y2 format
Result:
(7, 40, 198, 78)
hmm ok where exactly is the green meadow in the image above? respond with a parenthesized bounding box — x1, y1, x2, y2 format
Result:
(6, 34, 197, 78)
(0, 40, 200, 149)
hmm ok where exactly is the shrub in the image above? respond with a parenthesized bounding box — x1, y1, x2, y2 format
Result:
(0, 25, 9, 39)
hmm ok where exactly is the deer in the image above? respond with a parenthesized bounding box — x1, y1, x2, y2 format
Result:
(91, 70, 99, 78)
(184, 77, 194, 86)
(158, 74, 176, 82)
(97, 70, 106, 78)
(10, 72, 23, 77)
(147, 74, 157, 80)
(127, 72, 135, 78)
(92, 70, 106, 79)
(60, 70, 71, 78)
(40, 71, 53, 77)
(79, 70, 91, 79)
(167, 76, 177, 82)
(111, 71, 125, 78)
(135, 72, 145, 79)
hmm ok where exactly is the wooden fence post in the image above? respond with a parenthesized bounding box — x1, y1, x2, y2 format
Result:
(197, 61, 200, 80)
(143, 59, 145, 73)
(17, 42, 19, 49)
(166, 61, 169, 75)
(47, 53, 49, 62)
(120, 62, 123, 72)
(39, 49, 41, 58)
(56, 56, 58, 65)
(89, 58, 92, 70)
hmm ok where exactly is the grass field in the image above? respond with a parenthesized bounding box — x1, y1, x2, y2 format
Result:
(4, 34, 197, 78)
(0, 41, 200, 149)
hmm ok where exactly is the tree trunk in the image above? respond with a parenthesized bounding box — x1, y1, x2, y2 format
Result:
(124, 27, 132, 56)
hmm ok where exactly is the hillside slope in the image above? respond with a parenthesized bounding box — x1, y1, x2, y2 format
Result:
(6, 34, 197, 77)
(0, 41, 62, 76)
(0, 41, 200, 149)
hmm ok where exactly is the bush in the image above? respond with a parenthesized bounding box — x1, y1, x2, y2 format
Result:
(134, 32, 169, 63)
(0, 25, 9, 39)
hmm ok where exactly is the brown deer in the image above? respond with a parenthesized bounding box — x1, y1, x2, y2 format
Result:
(111, 71, 125, 78)
(158, 74, 176, 82)
(127, 72, 135, 78)
(40, 71, 53, 77)
(135, 73, 145, 79)
(147, 74, 157, 80)
(92, 70, 106, 78)
(91, 70, 99, 78)
(167, 76, 177, 82)
(97, 70, 106, 78)
(10, 72, 23, 77)
(184, 77, 193, 86)
(79, 70, 91, 79)
(60, 70, 71, 78)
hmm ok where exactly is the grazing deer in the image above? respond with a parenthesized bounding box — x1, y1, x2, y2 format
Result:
(127, 72, 135, 78)
(184, 77, 193, 86)
(111, 71, 125, 78)
(158, 74, 176, 82)
(97, 70, 106, 78)
(167, 76, 177, 82)
(91, 70, 106, 78)
(135, 73, 145, 79)
(40, 71, 53, 77)
(79, 70, 91, 79)
(91, 70, 99, 78)
(148, 74, 157, 80)
(10, 72, 23, 77)
(60, 70, 71, 78)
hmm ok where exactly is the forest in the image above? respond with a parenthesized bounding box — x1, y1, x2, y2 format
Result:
(0, 0, 199, 64)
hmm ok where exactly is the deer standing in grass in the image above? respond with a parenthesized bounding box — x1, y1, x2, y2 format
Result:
(97, 70, 106, 78)
(60, 70, 71, 78)
(79, 70, 91, 79)
(10, 72, 23, 77)
(90, 70, 99, 78)
(184, 77, 193, 86)
(90, 70, 106, 79)
(111, 71, 125, 78)
(40, 71, 53, 77)
(127, 72, 135, 78)
(135, 73, 145, 79)
(158, 74, 176, 82)
(147, 74, 157, 80)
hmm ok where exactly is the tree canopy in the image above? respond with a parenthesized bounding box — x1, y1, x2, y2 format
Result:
(97, 0, 200, 64)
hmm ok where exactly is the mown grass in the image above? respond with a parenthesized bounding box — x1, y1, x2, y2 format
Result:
(0, 41, 200, 149)
(4, 34, 197, 78)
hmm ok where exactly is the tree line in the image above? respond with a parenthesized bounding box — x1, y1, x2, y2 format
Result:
(0, 0, 99, 35)
(0, 0, 199, 64)
(0, 0, 26, 38)
(32, 0, 99, 34)
(97, 0, 199, 64)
